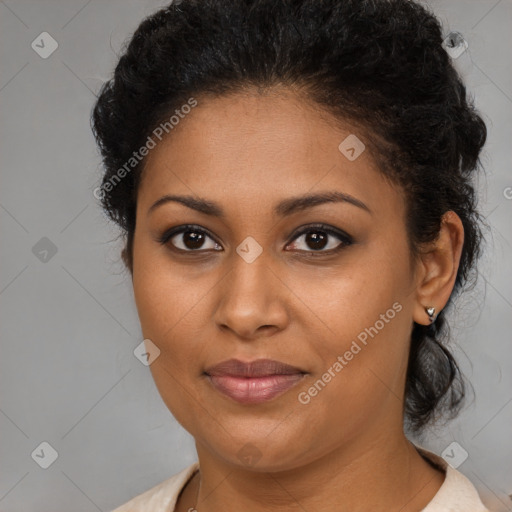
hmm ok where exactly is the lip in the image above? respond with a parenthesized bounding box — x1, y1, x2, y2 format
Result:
(204, 358, 307, 404)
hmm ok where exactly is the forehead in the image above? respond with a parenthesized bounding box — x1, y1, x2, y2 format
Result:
(138, 89, 403, 217)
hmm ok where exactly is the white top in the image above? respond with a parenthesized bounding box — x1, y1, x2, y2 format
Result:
(110, 446, 489, 511)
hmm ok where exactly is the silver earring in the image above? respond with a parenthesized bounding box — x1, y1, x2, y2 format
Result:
(425, 306, 437, 323)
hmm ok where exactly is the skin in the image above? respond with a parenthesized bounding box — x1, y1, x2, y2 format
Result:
(130, 86, 464, 512)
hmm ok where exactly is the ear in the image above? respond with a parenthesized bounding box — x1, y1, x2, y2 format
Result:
(413, 211, 465, 326)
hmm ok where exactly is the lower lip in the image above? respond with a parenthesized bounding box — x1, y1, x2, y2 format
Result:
(206, 373, 306, 404)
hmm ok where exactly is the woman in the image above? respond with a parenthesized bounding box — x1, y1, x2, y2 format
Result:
(92, 0, 490, 510)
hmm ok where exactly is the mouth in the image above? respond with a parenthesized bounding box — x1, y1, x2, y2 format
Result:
(204, 358, 307, 404)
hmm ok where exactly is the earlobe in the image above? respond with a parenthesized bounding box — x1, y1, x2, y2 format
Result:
(413, 211, 465, 326)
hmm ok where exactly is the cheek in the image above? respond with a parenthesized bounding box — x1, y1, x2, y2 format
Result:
(293, 288, 410, 439)
(292, 245, 409, 351)
(133, 270, 205, 368)
(132, 234, 198, 335)
(131, 241, 211, 426)
(132, 236, 220, 376)
(292, 238, 412, 405)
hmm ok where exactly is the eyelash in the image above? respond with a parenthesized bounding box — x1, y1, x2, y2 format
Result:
(157, 223, 354, 257)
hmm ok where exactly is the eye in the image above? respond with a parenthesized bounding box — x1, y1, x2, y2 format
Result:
(157, 223, 353, 255)
(158, 225, 222, 252)
(286, 224, 353, 254)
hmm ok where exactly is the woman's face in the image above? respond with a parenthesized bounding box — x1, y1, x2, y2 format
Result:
(132, 88, 420, 471)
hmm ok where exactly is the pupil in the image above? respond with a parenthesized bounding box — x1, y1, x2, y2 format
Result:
(184, 231, 204, 249)
(306, 231, 327, 250)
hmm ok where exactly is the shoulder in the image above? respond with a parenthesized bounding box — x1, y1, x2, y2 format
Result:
(110, 462, 199, 512)
(416, 445, 490, 512)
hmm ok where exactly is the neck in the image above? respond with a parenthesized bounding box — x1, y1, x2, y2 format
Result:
(180, 429, 444, 512)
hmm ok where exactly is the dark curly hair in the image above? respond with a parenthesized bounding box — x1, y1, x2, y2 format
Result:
(91, 0, 487, 433)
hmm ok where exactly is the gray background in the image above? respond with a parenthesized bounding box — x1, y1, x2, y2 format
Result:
(0, 0, 511, 510)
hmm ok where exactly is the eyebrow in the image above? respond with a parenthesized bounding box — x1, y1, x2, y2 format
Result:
(147, 190, 371, 218)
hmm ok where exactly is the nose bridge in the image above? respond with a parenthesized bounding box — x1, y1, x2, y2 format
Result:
(213, 247, 287, 337)
(229, 251, 272, 299)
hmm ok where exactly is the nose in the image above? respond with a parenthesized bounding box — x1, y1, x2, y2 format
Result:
(213, 252, 289, 340)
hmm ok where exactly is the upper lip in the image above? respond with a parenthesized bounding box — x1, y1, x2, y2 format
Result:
(204, 358, 306, 377)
